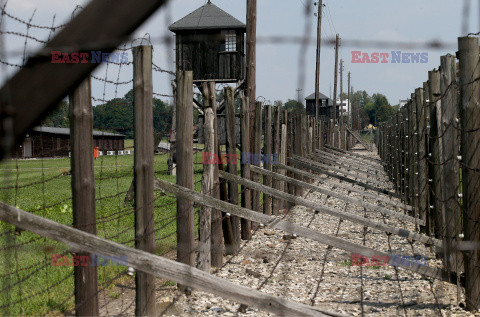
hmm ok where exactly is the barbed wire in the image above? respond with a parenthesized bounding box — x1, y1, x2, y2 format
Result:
(1, 1, 478, 316)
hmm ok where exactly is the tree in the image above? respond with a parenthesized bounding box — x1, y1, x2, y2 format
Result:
(93, 89, 173, 139)
(283, 99, 305, 114)
(153, 98, 173, 138)
(351, 91, 397, 127)
(42, 100, 69, 127)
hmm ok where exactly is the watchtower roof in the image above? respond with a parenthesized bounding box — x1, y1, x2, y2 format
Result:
(305, 92, 330, 100)
(169, 2, 246, 32)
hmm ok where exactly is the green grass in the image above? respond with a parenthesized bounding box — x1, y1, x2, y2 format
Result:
(359, 130, 375, 145)
(0, 149, 205, 316)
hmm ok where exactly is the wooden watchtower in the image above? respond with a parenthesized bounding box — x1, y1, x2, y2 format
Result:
(169, 1, 246, 83)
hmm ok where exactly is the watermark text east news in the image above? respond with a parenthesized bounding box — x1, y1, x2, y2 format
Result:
(351, 51, 428, 64)
(51, 254, 128, 266)
(51, 51, 129, 64)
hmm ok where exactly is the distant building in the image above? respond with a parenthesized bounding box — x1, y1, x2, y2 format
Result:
(14, 127, 125, 158)
(305, 92, 338, 122)
(399, 100, 408, 108)
(336, 98, 350, 114)
(169, 1, 246, 83)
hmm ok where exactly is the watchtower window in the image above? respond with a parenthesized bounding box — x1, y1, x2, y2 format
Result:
(221, 30, 236, 52)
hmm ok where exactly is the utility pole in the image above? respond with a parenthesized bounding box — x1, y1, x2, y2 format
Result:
(339, 59, 344, 149)
(350, 86, 357, 130)
(296, 88, 302, 105)
(246, 0, 257, 156)
(333, 34, 339, 125)
(348, 72, 351, 128)
(314, 0, 323, 123)
(340, 59, 344, 128)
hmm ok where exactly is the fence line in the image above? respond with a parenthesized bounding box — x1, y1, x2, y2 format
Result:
(377, 35, 480, 311)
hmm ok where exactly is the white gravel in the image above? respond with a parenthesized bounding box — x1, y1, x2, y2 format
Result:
(103, 146, 478, 317)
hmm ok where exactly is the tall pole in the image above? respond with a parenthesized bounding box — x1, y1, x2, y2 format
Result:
(296, 88, 302, 105)
(340, 59, 344, 128)
(133, 45, 157, 315)
(351, 85, 355, 129)
(333, 34, 339, 125)
(458, 36, 480, 311)
(350, 87, 357, 130)
(348, 72, 351, 128)
(314, 0, 323, 122)
(246, 0, 257, 159)
(69, 77, 99, 317)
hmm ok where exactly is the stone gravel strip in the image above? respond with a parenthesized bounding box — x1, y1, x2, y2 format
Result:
(153, 146, 476, 317)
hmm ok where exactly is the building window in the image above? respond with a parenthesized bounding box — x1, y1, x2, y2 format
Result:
(221, 30, 236, 52)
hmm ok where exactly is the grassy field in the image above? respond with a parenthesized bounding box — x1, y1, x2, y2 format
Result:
(0, 142, 205, 316)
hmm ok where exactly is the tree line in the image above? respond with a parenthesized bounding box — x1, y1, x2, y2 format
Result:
(42, 89, 173, 139)
(42, 89, 397, 137)
(274, 90, 398, 129)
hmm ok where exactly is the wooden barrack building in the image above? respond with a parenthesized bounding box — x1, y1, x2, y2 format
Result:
(14, 127, 125, 158)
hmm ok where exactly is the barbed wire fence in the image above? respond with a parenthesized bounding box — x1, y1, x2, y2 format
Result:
(0, 2, 181, 315)
(377, 35, 480, 311)
(0, 0, 479, 316)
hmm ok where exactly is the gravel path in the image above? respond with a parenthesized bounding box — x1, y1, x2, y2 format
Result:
(100, 147, 477, 316)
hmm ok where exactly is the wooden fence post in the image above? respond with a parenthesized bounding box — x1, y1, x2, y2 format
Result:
(333, 124, 337, 148)
(286, 113, 295, 207)
(203, 81, 223, 267)
(377, 124, 382, 159)
(198, 84, 217, 272)
(391, 114, 397, 189)
(415, 87, 428, 232)
(175, 70, 195, 275)
(423, 81, 433, 236)
(391, 114, 398, 189)
(133, 45, 156, 315)
(224, 87, 240, 254)
(295, 115, 305, 196)
(272, 106, 281, 215)
(253, 101, 263, 212)
(396, 111, 403, 195)
(69, 77, 99, 317)
(198, 105, 213, 272)
(328, 121, 331, 149)
(281, 110, 288, 210)
(458, 36, 480, 311)
(310, 117, 314, 152)
(405, 102, 411, 205)
(428, 69, 443, 242)
(328, 120, 333, 147)
(263, 105, 272, 215)
(240, 96, 252, 240)
(440, 54, 462, 278)
(409, 95, 419, 219)
(403, 105, 410, 207)
(319, 120, 324, 150)
(169, 84, 177, 176)
(386, 122, 392, 180)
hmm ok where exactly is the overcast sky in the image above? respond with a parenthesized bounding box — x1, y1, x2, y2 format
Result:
(0, 0, 477, 106)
